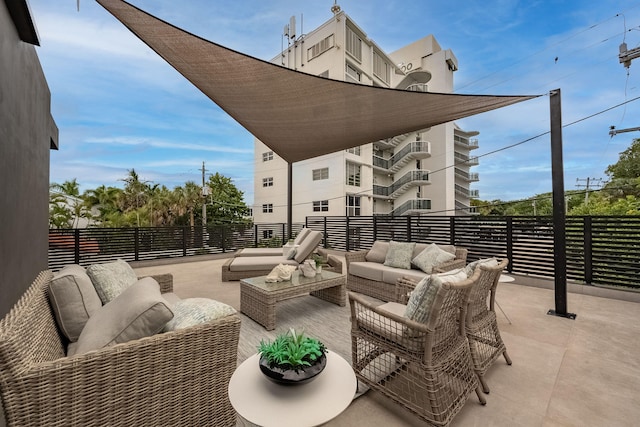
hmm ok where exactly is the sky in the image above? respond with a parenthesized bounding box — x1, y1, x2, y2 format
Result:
(29, 0, 640, 206)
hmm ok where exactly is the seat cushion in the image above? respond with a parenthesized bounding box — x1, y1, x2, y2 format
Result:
(49, 264, 103, 342)
(163, 298, 237, 331)
(294, 230, 323, 263)
(228, 256, 298, 271)
(412, 243, 456, 274)
(381, 266, 427, 285)
(69, 277, 174, 356)
(235, 247, 283, 257)
(86, 259, 139, 304)
(383, 241, 416, 269)
(365, 241, 389, 263)
(348, 261, 387, 282)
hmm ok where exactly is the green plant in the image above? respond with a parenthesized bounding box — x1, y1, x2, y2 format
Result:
(258, 328, 326, 369)
(312, 254, 324, 267)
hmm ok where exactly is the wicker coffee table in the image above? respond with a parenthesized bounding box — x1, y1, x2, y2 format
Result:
(240, 270, 346, 330)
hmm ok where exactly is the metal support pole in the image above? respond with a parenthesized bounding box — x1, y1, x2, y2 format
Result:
(287, 162, 293, 241)
(548, 89, 576, 320)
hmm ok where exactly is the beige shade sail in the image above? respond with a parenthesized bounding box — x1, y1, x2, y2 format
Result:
(96, 0, 540, 164)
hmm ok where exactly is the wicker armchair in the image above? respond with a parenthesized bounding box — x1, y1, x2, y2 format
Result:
(0, 270, 242, 427)
(465, 258, 512, 393)
(348, 270, 485, 426)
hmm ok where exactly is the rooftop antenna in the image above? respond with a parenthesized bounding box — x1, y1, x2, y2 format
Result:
(331, 1, 341, 15)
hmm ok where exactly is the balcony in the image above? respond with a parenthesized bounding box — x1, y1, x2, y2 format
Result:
(456, 200, 478, 215)
(372, 170, 430, 199)
(389, 198, 431, 215)
(454, 153, 479, 166)
(455, 168, 479, 182)
(455, 184, 479, 198)
(454, 135, 479, 150)
(372, 141, 431, 173)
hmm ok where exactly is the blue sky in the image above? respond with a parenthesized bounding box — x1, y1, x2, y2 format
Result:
(30, 0, 640, 206)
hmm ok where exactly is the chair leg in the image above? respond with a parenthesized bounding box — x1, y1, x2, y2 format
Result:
(503, 349, 512, 365)
(475, 386, 487, 405)
(477, 373, 490, 394)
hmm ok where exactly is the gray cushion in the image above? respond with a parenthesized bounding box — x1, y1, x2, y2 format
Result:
(383, 241, 416, 269)
(412, 243, 455, 274)
(366, 241, 389, 263)
(286, 247, 297, 260)
(381, 266, 427, 285)
(228, 256, 298, 271)
(294, 230, 323, 263)
(163, 298, 237, 331)
(49, 264, 103, 342)
(69, 277, 173, 356)
(349, 261, 386, 282)
(464, 257, 499, 277)
(404, 270, 467, 326)
(87, 259, 139, 304)
(293, 228, 311, 245)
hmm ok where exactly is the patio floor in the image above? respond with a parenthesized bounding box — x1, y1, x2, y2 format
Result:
(132, 254, 640, 427)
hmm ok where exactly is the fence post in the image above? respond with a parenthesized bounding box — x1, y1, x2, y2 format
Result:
(449, 217, 455, 246)
(254, 224, 258, 247)
(221, 225, 226, 253)
(407, 216, 411, 242)
(506, 217, 513, 273)
(584, 216, 592, 284)
(323, 217, 328, 248)
(182, 227, 188, 257)
(346, 216, 350, 252)
(373, 215, 377, 241)
(134, 228, 140, 261)
(74, 229, 80, 264)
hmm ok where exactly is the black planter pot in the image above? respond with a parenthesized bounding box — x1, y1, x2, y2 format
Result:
(259, 352, 327, 385)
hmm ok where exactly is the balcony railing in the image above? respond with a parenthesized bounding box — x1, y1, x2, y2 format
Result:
(454, 153, 479, 166)
(455, 184, 479, 198)
(455, 168, 479, 182)
(454, 136, 479, 149)
(49, 215, 640, 290)
(389, 199, 432, 216)
(372, 141, 431, 172)
(373, 170, 430, 198)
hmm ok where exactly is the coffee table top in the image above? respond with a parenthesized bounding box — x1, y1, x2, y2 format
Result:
(228, 351, 356, 427)
(241, 270, 344, 292)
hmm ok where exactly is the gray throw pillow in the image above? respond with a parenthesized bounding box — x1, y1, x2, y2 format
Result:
(69, 277, 173, 356)
(49, 265, 103, 342)
(412, 243, 456, 274)
(365, 241, 389, 263)
(163, 298, 237, 332)
(463, 257, 499, 277)
(87, 259, 139, 304)
(383, 241, 416, 269)
(404, 275, 442, 324)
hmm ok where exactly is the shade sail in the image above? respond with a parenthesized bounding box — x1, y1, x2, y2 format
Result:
(97, 0, 540, 164)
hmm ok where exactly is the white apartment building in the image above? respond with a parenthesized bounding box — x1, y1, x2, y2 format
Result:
(253, 5, 479, 224)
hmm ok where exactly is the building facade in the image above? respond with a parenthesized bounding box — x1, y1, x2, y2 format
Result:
(253, 6, 478, 224)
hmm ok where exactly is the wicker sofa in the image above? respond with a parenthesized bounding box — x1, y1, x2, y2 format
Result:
(345, 241, 468, 302)
(0, 270, 241, 427)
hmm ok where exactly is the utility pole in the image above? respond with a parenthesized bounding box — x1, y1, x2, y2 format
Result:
(575, 177, 603, 204)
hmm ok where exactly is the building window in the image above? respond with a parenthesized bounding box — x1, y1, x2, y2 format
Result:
(262, 204, 273, 213)
(263, 229, 273, 239)
(373, 51, 390, 84)
(346, 162, 361, 187)
(308, 34, 335, 61)
(345, 25, 362, 61)
(346, 146, 361, 156)
(312, 167, 329, 180)
(313, 200, 329, 212)
(262, 177, 273, 187)
(262, 151, 273, 162)
(346, 195, 361, 216)
(346, 63, 361, 82)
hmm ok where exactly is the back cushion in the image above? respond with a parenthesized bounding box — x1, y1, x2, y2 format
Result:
(293, 228, 311, 245)
(365, 241, 389, 263)
(49, 265, 103, 342)
(294, 231, 322, 263)
(87, 259, 139, 304)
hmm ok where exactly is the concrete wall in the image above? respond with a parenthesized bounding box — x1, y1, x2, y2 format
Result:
(0, 0, 57, 319)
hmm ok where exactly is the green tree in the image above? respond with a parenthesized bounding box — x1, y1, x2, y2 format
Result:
(50, 179, 91, 228)
(206, 172, 249, 224)
(604, 138, 640, 199)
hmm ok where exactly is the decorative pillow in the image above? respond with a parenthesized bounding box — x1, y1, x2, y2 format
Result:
(69, 277, 173, 356)
(49, 265, 103, 342)
(463, 258, 499, 277)
(404, 275, 443, 324)
(412, 243, 456, 274)
(365, 241, 389, 263)
(286, 247, 297, 260)
(87, 259, 139, 304)
(436, 269, 468, 283)
(163, 298, 237, 332)
(383, 241, 416, 269)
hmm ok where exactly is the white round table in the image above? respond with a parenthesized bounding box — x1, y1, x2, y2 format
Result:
(228, 351, 357, 427)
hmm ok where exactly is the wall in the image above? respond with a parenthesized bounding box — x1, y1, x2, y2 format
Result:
(0, 0, 57, 319)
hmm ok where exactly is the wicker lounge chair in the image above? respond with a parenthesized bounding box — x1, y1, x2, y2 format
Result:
(234, 227, 311, 257)
(465, 258, 512, 393)
(0, 271, 241, 427)
(348, 269, 486, 425)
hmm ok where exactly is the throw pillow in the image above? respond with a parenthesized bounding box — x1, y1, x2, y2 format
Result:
(383, 241, 416, 269)
(463, 258, 499, 277)
(412, 243, 456, 274)
(163, 298, 237, 331)
(365, 241, 389, 263)
(404, 274, 444, 324)
(286, 247, 297, 260)
(87, 259, 139, 304)
(69, 277, 173, 356)
(49, 265, 103, 342)
(436, 269, 468, 283)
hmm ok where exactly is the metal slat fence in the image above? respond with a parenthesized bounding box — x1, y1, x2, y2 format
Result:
(49, 216, 640, 289)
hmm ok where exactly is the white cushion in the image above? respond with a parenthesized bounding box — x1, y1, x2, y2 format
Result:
(86, 259, 138, 304)
(412, 243, 456, 274)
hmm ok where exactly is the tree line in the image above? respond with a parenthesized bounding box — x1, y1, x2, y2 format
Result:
(50, 169, 250, 228)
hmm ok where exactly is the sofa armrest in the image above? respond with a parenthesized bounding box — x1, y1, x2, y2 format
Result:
(4, 313, 241, 427)
(395, 277, 420, 305)
(344, 250, 368, 268)
(138, 273, 173, 293)
(326, 254, 343, 274)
